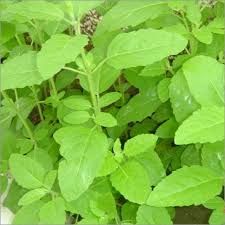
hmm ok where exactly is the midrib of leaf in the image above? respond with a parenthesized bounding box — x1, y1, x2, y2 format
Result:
(151, 176, 223, 202)
(209, 79, 224, 104)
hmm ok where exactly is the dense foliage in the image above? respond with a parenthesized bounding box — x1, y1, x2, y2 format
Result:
(0, 0, 224, 224)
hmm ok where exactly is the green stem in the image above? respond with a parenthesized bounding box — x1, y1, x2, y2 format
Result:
(15, 34, 23, 46)
(49, 78, 58, 97)
(2, 91, 36, 146)
(63, 66, 88, 76)
(31, 86, 44, 121)
(14, 89, 19, 108)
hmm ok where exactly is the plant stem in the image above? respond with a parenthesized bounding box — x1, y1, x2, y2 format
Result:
(31, 86, 44, 121)
(63, 66, 88, 76)
(15, 34, 23, 46)
(49, 78, 58, 97)
(14, 89, 19, 108)
(1, 91, 36, 146)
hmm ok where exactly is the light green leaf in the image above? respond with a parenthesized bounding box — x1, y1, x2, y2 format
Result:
(175, 106, 224, 144)
(203, 197, 224, 210)
(186, 1, 201, 26)
(139, 61, 166, 77)
(63, 111, 91, 125)
(99, 92, 122, 108)
(157, 78, 171, 103)
(55, 70, 77, 90)
(1, 51, 44, 91)
(192, 26, 213, 44)
(1, 0, 64, 23)
(124, 134, 158, 158)
(94, 112, 117, 127)
(54, 126, 108, 201)
(12, 201, 44, 225)
(17, 138, 34, 154)
(63, 95, 92, 110)
(18, 188, 48, 206)
(9, 153, 46, 189)
(183, 55, 224, 107)
(43, 170, 57, 189)
(209, 208, 225, 225)
(201, 142, 224, 176)
(116, 88, 161, 125)
(95, 0, 168, 37)
(156, 117, 178, 139)
(169, 70, 199, 122)
(97, 151, 118, 177)
(135, 151, 166, 186)
(208, 17, 224, 34)
(37, 34, 88, 79)
(0, 22, 16, 44)
(107, 28, 187, 69)
(147, 166, 223, 207)
(136, 205, 172, 224)
(39, 197, 66, 225)
(110, 160, 151, 204)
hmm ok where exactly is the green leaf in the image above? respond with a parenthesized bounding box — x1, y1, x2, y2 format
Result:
(203, 197, 224, 210)
(37, 34, 88, 79)
(175, 106, 224, 144)
(185, 1, 201, 26)
(124, 134, 158, 158)
(116, 88, 161, 125)
(39, 197, 66, 225)
(95, 0, 168, 37)
(147, 166, 223, 207)
(43, 170, 57, 189)
(208, 17, 224, 34)
(110, 160, 151, 204)
(136, 205, 172, 224)
(169, 70, 199, 122)
(135, 151, 166, 186)
(63, 111, 91, 125)
(107, 28, 187, 69)
(183, 55, 224, 107)
(12, 201, 44, 225)
(94, 112, 117, 127)
(156, 117, 178, 139)
(9, 153, 46, 189)
(192, 26, 213, 44)
(181, 145, 201, 166)
(139, 61, 166, 77)
(18, 188, 48, 206)
(157, 78, 171, 103)
(63, 95, 92, 110)
(55, 70, 77, 90)
(17, 138, 34, 154)
(0, 175, 8, 194)
(1, 0, 64, 23)
(99, 92, 122, 108)
(97, 151, 118, 177)
(54, 126, 108, 201)
(209, 208, 225, 225)
(1, 51, 44, 91)
(201, 142, 224, 176)
(121, 202, 139, 224)
(0, 22, 16, 44)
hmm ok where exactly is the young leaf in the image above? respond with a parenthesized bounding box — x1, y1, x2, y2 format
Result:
(110, 160, 151, 204)
(183, 55, 224, 107)
(157, 78, 171, 103)
(63, 95, 92, 110)
(1, 0, 64, 23)
(175, 106, 224, 144)
(63, 111, 91, 125)
(54, 126, 108, 201)
(107, 28, 187, 69)
(18, 188, 48, 206)
(12, 201, 44, 225)
(203, 197, 224, 210)
(192, 26, 213, 44)
(94, 112, 117, 127)
(124, 134, 158, 158)
(99, 92, 122, 108)
(139, 61, 166, 77)
(147, 166, 223, 207)
(39, 197, 66, 225)
(9, 154, 46, 189)
(136, 205, 172, 225)
(1, 51, 43, 91)
(37, 34, 88, 79)
(209, 208, 225, 225)
(169, 70, 199, 123)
